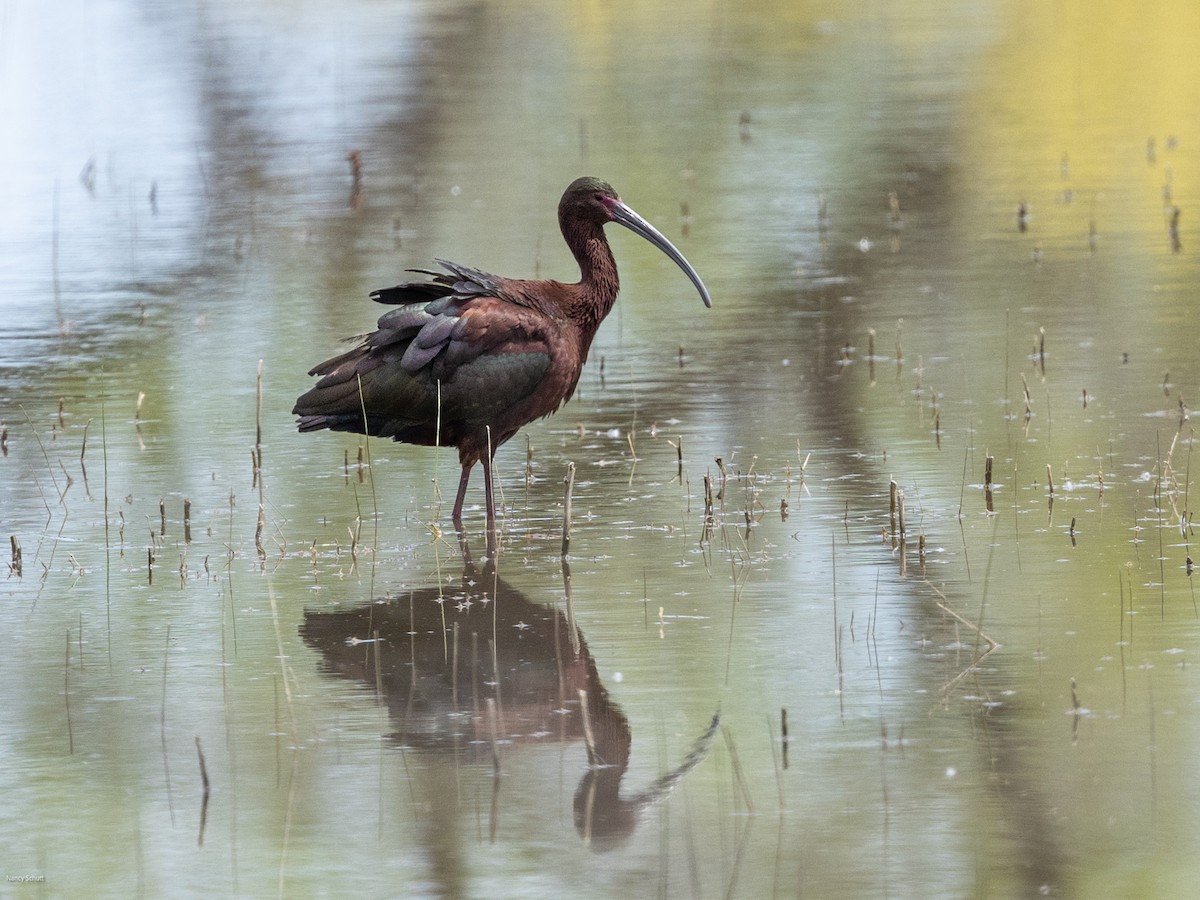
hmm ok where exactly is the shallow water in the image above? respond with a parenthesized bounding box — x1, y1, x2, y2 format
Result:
(3, 1, 1200, 897)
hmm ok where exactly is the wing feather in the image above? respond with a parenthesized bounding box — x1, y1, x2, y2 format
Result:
(295, 262, 560, 446)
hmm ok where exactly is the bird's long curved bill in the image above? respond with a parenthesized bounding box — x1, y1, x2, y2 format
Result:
(612, 201, 713, 308)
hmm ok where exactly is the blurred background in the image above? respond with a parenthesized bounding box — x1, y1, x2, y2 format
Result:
(2, 1, 1199, 896)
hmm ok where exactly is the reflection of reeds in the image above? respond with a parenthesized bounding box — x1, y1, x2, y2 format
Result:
(1070, 678, 1082, 744)
(255, 361, 268, 561)
(780, 707, 789, 770)
(929, 580, 1000, 700)
(347, 150, 363, 212)
(64, 628, 73, 754)
(79, 418, 92, 499)
(225, 490, 239, 656)
(162, 624, 175, 827)
(867, 327, 876, 385)
(100, 389, 113, 668)
(722, 725, 754, 814)
(817, 193, 828, 247)
(195, 736, 211, 847)
(135, 391, 145, 456)
(832, 535, 843, 712)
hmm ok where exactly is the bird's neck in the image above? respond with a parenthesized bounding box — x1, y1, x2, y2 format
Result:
(566, 227, 620, 330)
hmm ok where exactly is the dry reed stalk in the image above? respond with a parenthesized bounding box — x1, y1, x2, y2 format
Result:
(561, 462, 576, 557)
(889, 479, 898, 542)
(255, 359, 263, 466)
(255, 504, 266, 559)
(702, 473, 714, 544)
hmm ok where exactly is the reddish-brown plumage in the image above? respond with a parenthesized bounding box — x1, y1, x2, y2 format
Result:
(294, 176, 711, 557)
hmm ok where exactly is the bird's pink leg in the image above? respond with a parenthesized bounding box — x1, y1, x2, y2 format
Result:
(481, 453, 498, 560)
(452, 463, 472, 530)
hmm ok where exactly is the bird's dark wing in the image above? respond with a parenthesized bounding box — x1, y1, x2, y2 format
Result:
(294, 265, 556, 447)
(368, 260, 519, 307)
(432, 259, 513, 300)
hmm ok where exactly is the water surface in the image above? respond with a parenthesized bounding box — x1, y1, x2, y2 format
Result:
(3, 1, 1200, 897)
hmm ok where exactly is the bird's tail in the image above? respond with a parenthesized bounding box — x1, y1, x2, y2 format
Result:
(293, 348, 376, 435)
(296, 413, 339, 433)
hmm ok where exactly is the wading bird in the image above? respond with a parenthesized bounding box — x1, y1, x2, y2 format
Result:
(293, 177, 711, 556)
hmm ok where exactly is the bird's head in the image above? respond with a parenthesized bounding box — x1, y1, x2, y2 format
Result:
(559, 176, 712, 308)
(560, 176, 622, 225)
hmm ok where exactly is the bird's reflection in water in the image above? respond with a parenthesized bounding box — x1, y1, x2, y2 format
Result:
(300, 550, 718, 851)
